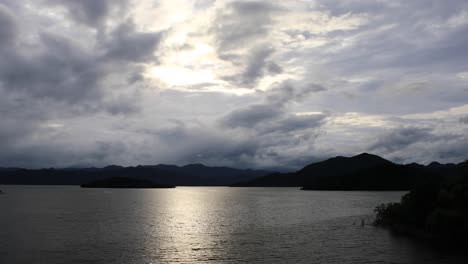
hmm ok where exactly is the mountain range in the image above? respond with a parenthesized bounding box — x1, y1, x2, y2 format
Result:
(0, 164, 269, 186)
(232, 153, 465, 190)
(0, 153, 465, 190)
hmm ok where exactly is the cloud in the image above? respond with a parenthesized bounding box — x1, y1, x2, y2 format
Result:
(215, 82, 328, 168)
(1, 33, 102, 102)
(149, 115, 326, 170)
(0, 4, 162, 114)
(269, 114, 326, 134)
(222, 80, 326, 127)
(0, 0, 467, 169)
(213, 1, 281, 54)
(103, 20, 163, 62)
(240, 45, 277, 86)
(460, 116, 468, 124)
(370, 127, 435, 153)
(221, 44, 284, 88)
(0, 4, 16, 49)
(366, 124, 467, 164)
(222, 103, 283, 128)
(47, 0, 127, 28)
(212, 2, 287, 89)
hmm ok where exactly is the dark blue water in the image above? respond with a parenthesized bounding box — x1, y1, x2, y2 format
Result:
(0, 186, 466, 263)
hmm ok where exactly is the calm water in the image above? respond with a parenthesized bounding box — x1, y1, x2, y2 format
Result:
(0, 186, 466, 264)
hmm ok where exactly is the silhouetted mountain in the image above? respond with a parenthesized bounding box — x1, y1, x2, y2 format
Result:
(299, 153, 392, 176)
(103, 165, 125, 171)
(2, 154, 464, 189)
(427, 161, 442, 168)
(233, 153, 392, 187)
(302, 163, 429, 191)
(81, 177, 175, 188)
(405, 162, 426, 169)
(0, 164, 269, 186)
(233, 153, 465, 190)
(0, 167, 22, 171)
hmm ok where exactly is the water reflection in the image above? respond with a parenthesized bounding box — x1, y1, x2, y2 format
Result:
(0, 186, 466, 263)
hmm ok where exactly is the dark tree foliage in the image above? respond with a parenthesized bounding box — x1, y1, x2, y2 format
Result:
(375, 161, 468, 245)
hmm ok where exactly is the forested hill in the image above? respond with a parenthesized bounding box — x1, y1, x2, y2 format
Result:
(232, 153, 465, 190)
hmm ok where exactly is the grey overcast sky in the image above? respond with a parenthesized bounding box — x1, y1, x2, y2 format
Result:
(0, 0, 467, 169)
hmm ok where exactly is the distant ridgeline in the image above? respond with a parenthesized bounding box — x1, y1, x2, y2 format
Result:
(0, 153, 465, 190)
(374, 161, 468, 246)
(232, 153, 465, 191)
(0, 164, 269, 187)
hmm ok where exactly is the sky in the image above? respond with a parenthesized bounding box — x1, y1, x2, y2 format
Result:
(0, 0, 467, 169)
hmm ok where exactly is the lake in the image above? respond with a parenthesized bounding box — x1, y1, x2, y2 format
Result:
(0, 186, 466, 263)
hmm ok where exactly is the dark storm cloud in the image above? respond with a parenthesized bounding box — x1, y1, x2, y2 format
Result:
(266, 62, 283, 74)
(320, 0, 468, 75)
(322, 0, 468, 17)
(151, 117, 325, 170)
(264, 82, 327, 105)
(0, 1, 165, 167)
(222, 103, 283, 128)
(370, 127, 434, 153)
(103, 21, 162, 62)
(158, 124, 258, 157)
(47, 0, 127, 28)
(104, 94, 141, 115)
(1, 0, 467, 169)
(214, 1, 281, 53)
(0, 4, 162, 110)
(212, 81, 328, 168)
(0, 4, 16, 49)
(242, 45, 276, 85)
(0, 33, 102, 102)
(0, 139, 129, 168)
(0, 118, 37, 148)
(221, 81, 325, 128)
(368, 125, 467, 164)
(268, 114, 326, 134)
(137, 120, 260, 168)
(436, 138, 468, 161)
(221, 45, 282, 88)
(296, 0, 468, 119)
(214, 2, 285, 88)
(333, 25, 468, 73)
(460, 116, 468, 124)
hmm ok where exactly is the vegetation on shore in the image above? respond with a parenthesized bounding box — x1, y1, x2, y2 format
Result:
(374, 161, 468, 245)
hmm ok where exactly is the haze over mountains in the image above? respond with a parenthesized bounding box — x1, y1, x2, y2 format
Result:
(0, 153, 465, 189)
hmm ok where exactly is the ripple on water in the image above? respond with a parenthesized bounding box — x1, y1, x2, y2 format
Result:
(0, 186, 466, 263)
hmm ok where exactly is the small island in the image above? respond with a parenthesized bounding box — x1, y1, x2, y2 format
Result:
(80, 177, 175, 189)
